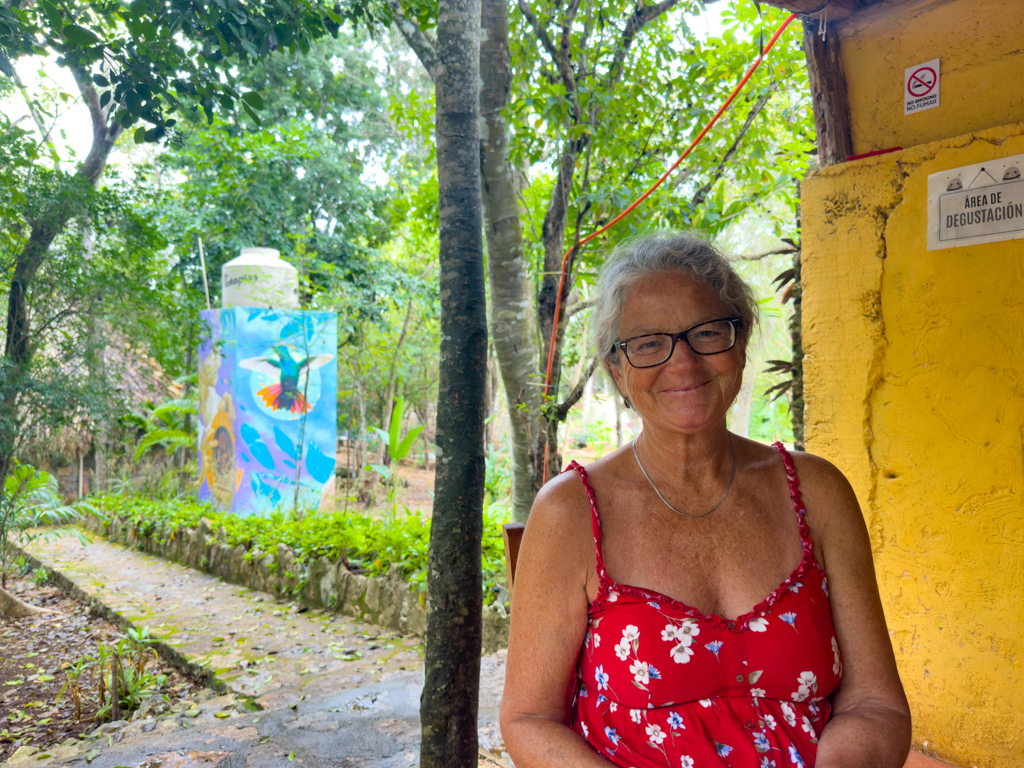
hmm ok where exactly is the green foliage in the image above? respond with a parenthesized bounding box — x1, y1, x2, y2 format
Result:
(57, 628, 166, 723)
(369, 397, 425, 481)
(0, 462, 88, 586)
(507, 0, 813, 293)
(29, 566, 50, 587)
(0, 0, 386, 139)
(92, 491, 512, 599)
(134, 396, 198, 462)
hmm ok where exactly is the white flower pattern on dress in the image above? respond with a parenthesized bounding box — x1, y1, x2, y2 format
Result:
(646, 724, 667, 745)
(630, 660, 650, 685)
(680, 758, 694, 768)
(791, 671, 818, 702)
(781, 702, 797, 727)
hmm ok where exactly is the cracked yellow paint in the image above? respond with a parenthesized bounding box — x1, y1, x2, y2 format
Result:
(802, 123, 1024, 767)
(836, 0, 1024, 156)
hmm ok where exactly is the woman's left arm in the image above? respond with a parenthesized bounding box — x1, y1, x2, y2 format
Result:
(797, 454, 912, 768)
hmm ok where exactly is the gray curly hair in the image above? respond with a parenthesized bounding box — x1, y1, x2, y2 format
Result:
(592, 233, 759, 373)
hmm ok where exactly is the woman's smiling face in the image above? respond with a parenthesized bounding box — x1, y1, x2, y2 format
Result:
(609, 270, 746, 435)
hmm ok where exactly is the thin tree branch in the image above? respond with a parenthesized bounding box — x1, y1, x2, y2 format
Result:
(552, 356, 598, 420)
(690, 81, 780, 210)
(386, 0, 437, 82)
(729, 246, 799, 262)
(565, 297, 596, 319)
(70, 67, 123, 187)
(606, 0, 683, 91)
(12, 69, 60, 165)
(517, 1, 561, 69)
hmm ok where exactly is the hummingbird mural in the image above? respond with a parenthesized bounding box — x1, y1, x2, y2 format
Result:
(239, 345, 335, 414)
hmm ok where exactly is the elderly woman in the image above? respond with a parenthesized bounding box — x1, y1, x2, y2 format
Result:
(500, 234, 911, 767)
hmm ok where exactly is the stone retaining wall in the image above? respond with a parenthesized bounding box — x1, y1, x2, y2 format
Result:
(84, 513, 510, 653)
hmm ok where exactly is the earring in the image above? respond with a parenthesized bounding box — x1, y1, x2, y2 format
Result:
(623, 397, 631, 409)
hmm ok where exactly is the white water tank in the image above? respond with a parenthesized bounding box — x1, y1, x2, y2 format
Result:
(221, 248, 299, 309)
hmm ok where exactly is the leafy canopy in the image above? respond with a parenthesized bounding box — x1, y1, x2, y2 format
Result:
(0, 0, 388, 140)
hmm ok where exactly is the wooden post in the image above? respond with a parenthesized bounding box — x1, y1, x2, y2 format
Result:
(802, 17, 853, 166)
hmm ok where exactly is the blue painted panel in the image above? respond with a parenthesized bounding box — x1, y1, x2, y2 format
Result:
(197, 307, 337, 516)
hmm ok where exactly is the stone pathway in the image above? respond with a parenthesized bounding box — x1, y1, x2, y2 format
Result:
(15, 535, 509, 768)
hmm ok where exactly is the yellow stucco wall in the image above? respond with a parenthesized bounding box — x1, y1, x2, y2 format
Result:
(802, 124, 1024, 767)
(837, 0, 1024, 156)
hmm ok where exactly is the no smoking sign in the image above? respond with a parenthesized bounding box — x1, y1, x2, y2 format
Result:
(905, 58, 940, 115)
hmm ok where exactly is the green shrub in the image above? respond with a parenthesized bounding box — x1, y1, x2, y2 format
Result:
(91, 493, 512, 601)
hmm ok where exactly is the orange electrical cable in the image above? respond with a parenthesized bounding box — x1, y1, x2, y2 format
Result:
(541, 12, 799, 483)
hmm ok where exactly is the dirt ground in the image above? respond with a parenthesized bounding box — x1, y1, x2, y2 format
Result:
(339, 446, 604, 517)
(0, 574, 206, 762)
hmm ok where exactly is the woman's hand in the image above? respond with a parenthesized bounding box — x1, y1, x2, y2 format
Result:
(499, 472, 609, 767)
(797, 454, 913, 768)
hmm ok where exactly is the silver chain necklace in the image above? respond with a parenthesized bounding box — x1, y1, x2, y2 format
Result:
(632, 434, 737, 519)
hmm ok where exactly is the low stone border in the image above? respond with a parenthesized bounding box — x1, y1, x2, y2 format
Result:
(83, 513, 510, 653)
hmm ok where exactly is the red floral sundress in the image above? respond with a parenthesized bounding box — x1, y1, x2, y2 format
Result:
(567, 442, 842, 768)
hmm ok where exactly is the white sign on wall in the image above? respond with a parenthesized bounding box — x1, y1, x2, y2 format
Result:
(904, 58, 940, 115)
(927, 153, 1024, 250)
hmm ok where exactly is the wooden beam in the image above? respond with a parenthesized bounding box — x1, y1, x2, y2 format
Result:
(802, 17, 853, 166)
(756, 0, 883, 20)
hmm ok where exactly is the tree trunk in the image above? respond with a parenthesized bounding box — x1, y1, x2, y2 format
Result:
(0, 69, 122, 477)
(0, 585, 50, 618)
(480, 0, 542, 521)
(789, 250, 805, 451)
(420, 0, 487, 764)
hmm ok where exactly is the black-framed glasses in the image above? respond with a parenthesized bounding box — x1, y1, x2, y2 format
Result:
(613, 317, 741, 368)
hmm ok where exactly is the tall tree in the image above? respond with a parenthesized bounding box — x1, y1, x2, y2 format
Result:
(480, 0, 541, 522)
(419, 1, 488, 766)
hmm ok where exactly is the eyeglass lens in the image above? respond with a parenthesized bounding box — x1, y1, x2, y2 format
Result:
(624, 319, 735, 367)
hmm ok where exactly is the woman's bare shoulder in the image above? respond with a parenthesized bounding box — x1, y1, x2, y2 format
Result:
(785, 449, 865, 539)
(525, 464, 595, 542)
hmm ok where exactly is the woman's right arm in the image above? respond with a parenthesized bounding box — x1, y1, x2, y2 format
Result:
(499, 473, 609, 767)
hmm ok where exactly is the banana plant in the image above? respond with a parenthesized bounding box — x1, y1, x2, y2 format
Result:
(134, 395, 198, 462)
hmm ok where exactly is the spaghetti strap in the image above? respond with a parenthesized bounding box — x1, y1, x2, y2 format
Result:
(772, 441, 816, 563)
(563, 461, 612, 593)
